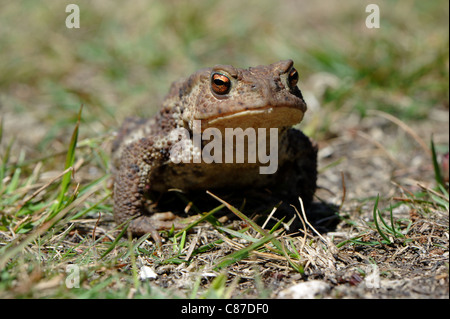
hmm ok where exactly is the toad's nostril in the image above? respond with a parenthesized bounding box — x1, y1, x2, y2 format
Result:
(273, 60, 294, 75)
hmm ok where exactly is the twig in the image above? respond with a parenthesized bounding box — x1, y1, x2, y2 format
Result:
(92, 212, 101, 241)
(418, 183, 449, 201)
(295, 197, 328, 245)
(261, 205, 279, 230)
(18, 167, 73, 208)
(339, 171, 346, 212)
(185, 228, 201, 261)
(368, 109, 430, 156)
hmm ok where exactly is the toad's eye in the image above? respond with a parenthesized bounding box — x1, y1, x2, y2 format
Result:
(211, 72, 231, 95)
(288, 68, 299, 89)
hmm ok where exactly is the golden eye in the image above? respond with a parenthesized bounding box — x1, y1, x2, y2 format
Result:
(288, 68, 299, 89)
(211, 72, 231, 95)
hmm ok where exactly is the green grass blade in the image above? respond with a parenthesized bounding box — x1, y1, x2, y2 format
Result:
(430, 137, 445, 189)
(388, 204, 404, 238)
(179, 230, 187, 253)
(268, 216, 285, 234)
(6, 151, 25, 193)
(207, 191, 303, 273)
(373, 195, 391, 244)
(47, 106, 82, 220)
(174, 204, 224, 238)
(0, 138, 15, 194)
(0, 116, 3, 146)
(100, 223, 129, 259)
(217, 226, 256, 242)
(214, 233, 275, 270)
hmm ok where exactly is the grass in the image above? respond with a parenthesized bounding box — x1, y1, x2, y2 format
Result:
(0, 1, 449, 299)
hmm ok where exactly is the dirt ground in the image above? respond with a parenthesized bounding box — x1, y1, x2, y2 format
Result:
(113, 109, 449, 299)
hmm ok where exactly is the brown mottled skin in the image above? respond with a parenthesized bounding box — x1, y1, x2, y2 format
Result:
(111, 60, 317, 243)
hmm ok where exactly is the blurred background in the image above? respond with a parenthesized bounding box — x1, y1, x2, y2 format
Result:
(0, 0, 448, 160)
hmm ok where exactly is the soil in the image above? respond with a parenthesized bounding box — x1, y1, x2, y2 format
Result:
(122, 109, 449, 299)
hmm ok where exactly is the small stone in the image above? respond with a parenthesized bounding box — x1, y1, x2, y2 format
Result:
(139, 266, 158, 281)
(278, 280, 330, 299)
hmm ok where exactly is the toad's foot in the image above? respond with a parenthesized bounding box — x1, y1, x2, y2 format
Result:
(128, 212, 186, 246)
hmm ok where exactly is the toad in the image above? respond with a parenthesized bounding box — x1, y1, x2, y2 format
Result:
(111, 60, 317, 243)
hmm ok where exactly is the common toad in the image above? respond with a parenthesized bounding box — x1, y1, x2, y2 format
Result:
(111, 60, 317, 243)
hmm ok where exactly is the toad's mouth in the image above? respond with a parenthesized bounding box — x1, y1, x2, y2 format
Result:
(200, 105, 304, 131)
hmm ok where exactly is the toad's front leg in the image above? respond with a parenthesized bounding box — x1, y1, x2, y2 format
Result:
(282, 128, 318, 206)
(113, 138, 175, 245)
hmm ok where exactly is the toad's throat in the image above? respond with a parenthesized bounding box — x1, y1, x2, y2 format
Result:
(200, 105, 305, 130)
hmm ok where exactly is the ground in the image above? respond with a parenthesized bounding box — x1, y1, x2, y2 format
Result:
(0, 1, 448, 299)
